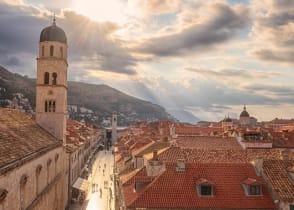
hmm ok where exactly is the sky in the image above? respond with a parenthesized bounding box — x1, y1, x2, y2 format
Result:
(1, 0, 294, 122)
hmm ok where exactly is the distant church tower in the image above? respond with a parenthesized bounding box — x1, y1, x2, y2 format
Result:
(36, 17, 68, 143)
(112, 111, 118, 143)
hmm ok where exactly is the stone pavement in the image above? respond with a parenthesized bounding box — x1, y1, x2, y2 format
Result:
(69, 149, 115, 210)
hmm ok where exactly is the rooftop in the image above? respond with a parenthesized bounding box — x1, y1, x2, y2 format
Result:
(124, 162, 275, 209)
(175, 136, 242, 149)
(263, 159, 294, 202)
(0, 109, 62, 174)
(158, 147, 282, 163)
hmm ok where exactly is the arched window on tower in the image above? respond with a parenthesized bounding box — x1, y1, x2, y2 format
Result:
(44, 72, 49, 84)
(45, 101, 48, 112)
(52, 73, 57, 85)
(52, 101, 56, 112)
(50, 45, 54, 57)
(60, 47, 63, 58)
(42, 46, 45, 57)
(49, 101, 52, 112)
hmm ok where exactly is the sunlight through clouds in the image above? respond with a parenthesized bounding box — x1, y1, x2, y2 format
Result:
(0, 0, 294, 121)
(72, 0, 126, 23)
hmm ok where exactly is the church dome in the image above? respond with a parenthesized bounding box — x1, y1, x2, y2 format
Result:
(240, 105, 249, 117)
(223, 116, 232, 122)
(223, 117, 233, 122)
(39, 19, 67, 44)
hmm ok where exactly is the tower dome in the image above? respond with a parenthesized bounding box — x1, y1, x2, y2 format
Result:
(240, 105, 249, 117)
(39, 18, 67, 43)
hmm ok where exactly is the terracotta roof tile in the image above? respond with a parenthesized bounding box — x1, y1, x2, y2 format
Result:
(176, 136, 242, 149)
(135, 141, 170, 157)
(175, 125, 223, 136)
(263, 159, 294, 202)
(242, 177, 262, 185)
(0, 108, 61, 173)
(158, 147, 282, 163)
(124, 163, 275, 209)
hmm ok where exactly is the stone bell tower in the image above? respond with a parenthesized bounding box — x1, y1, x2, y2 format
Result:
(36, 17, 68, 142)
(112, 111, 118, 144)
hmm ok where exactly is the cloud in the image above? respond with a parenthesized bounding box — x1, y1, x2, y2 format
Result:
(135, 3, 249, 57)
(0, 3, 137, 76)
(244, 83, 294, 98)
(118, 76, 271, 109)
(185, 67, 280, 80)
(251, 0, 294, 65)
(253, 49, 294, 64)
(142, 0, 181, 15)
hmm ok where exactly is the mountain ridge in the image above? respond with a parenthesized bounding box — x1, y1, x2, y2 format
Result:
(0, 66, 175, 125)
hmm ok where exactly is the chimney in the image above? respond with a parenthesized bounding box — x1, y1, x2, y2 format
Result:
(176, 159, 186, 172)
(147, 150, 165, 176)
(251, 158, 263, 176)
(152, 150, 159, 161)
(282, 150, 289, 160)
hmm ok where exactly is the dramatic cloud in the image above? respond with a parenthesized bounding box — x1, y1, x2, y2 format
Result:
(0, 3, 137, 75)
(251, 0, 294, 65)
(244, 84, 294, 98)
(1, 0, 294, 121)
(185, 67, 280, 80)
(253, 49, 294, 64)
(140, 0, 180, 15)
(136, 3, 249, 57)
(61, 10, 137, 75)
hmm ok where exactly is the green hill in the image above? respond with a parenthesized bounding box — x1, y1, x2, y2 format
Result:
(0, 66, 174, 125)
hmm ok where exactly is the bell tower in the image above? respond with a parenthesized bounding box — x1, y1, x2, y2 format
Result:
(36, 17, 68, 142)
(112, 111, 118, 144)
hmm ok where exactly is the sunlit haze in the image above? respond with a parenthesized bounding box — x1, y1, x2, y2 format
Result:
(1, 0, 294, 122)
(73, 0, 126, 23)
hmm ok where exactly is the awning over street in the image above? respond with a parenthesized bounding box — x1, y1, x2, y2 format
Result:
(72, 177, 89, 192)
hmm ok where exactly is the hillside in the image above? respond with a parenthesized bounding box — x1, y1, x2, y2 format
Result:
(0, 66, 175, 125)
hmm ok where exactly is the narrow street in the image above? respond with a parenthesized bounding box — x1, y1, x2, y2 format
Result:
(70, 148, 115, 210)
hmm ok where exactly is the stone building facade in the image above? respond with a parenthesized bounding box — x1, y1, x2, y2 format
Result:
(0, 19, 69, 210)
(0, 109, 68, 210)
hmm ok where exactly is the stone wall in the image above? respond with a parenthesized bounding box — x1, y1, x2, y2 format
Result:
(0, 147, 68, 210)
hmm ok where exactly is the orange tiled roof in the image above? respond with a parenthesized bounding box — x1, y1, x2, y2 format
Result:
(158, 147, 282, 163)
(272, 131, 294, 148)
(175, 125, 223, 136)
(270, 119, 294, 125)
(242, 177, 262, 185)
(176, 136, 242, 149)
(0, 109, 61, 173)
(124, 162, 275, 209)
(263, 159, 294, 202)
(136, 141, 170, 157)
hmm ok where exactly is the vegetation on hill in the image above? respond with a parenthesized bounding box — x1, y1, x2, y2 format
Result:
(0, 66, 175, 125)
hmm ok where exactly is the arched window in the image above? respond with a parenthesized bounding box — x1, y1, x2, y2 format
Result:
(52, 101, 56, 112)
(50, 45, 54, 57)
(52, 73, 57, 85)
(42, 46, 45, 57)
(20, 174, 28, 209)
(60, 47, 63, 58)
(49, 101, 52, 112)
(45, 101, 48, 112)
(35, 165, 42, 196)
(44, 72, 49, 84)
(47, 159, 52, 184)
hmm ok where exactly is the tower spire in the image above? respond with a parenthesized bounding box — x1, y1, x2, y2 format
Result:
(52, 12, 56, 26)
